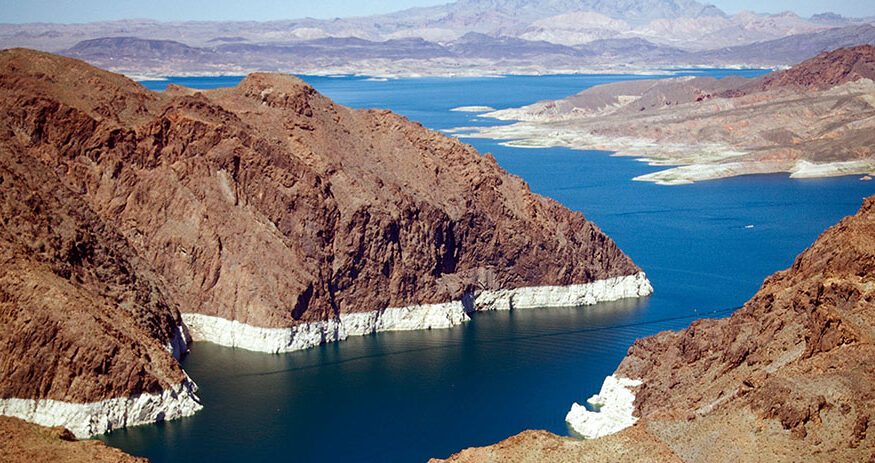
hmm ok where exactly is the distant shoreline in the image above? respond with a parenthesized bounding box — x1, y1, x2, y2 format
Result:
(126, 65, 775, 82)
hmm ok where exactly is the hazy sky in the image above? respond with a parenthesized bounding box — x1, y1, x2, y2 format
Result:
(0, 0, 873, 23)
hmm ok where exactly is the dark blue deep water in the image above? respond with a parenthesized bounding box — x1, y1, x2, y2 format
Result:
(101, 71, 875, 462)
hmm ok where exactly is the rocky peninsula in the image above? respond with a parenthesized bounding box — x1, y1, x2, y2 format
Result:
(0, 48, 650, 439)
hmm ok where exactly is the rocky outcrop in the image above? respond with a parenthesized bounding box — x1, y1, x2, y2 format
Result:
(461, 45, 875, 185)
(0, 416, 146, 463)
(565, 375, 642, 439)
(0, 49, 648, 354)
(610, 194, 875, 460)
(434, 194, 875, 461)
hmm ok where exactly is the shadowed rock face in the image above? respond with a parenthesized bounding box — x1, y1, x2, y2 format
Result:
(434, 195, 875, 462)
(0, 147, 186, 405)
(0, 48, 641, 334)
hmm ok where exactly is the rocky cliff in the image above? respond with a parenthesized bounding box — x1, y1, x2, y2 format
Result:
(609, 194, 875, 460)
(462, 45, 875, 185)
(434, 194, 875, 461)
(0, 48, 648, 435)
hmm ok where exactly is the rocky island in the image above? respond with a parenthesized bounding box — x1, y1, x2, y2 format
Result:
(432, 192, 875, 461)
(0, 48, 651, 441)
(455, 45, 875, 184)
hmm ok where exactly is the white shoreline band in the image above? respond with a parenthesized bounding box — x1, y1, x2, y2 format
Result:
(0, 323, 201, 439)
(0, 272, 652, 437)
(566, 374, 643, 439)
(0, 378, 203, 439)
(183, 272, 653, 353)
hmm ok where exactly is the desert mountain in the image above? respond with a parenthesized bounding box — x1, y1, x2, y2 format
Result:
(463, 45, 875, 184)
(41, 24, 875, 78)
(386, 0, 726, 28)
(433, 181, 875, 462)
(688, 23, 875, 65)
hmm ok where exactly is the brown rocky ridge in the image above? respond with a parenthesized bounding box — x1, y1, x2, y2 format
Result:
(460, 45, 875, 185)
(0, 48, 648, 434)
(737, 43, 875, 93)
(0, 48, 647, 332)
(433, 193, 875, 461)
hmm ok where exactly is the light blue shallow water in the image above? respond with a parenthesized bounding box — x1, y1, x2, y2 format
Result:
(100, 71, 875, 462)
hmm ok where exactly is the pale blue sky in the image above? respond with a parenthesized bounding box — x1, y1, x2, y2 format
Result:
(0, 0, 872, 24)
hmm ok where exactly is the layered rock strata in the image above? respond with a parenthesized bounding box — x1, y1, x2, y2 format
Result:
(435, 194, 875, 461)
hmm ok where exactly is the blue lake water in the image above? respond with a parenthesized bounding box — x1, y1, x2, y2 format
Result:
(100, 71, 875, 462)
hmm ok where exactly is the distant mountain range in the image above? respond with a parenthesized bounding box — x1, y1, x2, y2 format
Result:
(1, 0, 874, 76)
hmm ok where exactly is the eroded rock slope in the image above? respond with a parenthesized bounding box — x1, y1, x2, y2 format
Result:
(0, 416, 146, 463)
(0, 141, 200, 437)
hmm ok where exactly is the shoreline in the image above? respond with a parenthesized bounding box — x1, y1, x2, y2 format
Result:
(183, 272, 653, 354)
(450, 123, 875, 185)
(121, 65, 769, 82)
(0, 272, 651, 438)
(0, 379, 203, 440)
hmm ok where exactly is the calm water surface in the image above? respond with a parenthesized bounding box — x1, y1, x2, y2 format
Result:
(101, 71, 875, 462)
